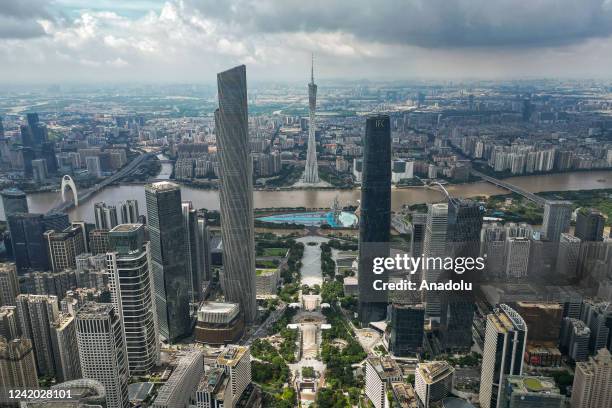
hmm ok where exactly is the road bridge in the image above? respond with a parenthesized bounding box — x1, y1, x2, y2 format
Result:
(471, 169, 546, 206)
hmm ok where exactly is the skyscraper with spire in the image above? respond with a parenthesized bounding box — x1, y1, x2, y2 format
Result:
(303, 54, 319, 183)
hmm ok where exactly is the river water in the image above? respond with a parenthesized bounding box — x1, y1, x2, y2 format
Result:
(8, 169, 612, 223)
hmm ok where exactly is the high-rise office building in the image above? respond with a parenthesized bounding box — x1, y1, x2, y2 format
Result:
(560, 317, 590, 362)
(570, 348, 612, 408)
(88, 229, 110, 255)
(0, 337, 38, 389)
(388, 303, 424, 357)
(303, 55, 319, 183)
(75, 302, 130, 408)
(579, 300, 612, 355)
(107, 223, 159, 375)
(182, 202, 203, 303)
(120, 200, 140, 224)
(410, 213, 427, 258)
(215, 346, 252, 406)
(414, 361, 455, 408)
(15, 294, 59, 377)
(198, 218, 211, 282)
(0, 263, 19, 306)
(1, 187, 28, 218)
(481, 223, 507, 279)
(422, 203, 448, 319)
(556, 233, 581, 279)
(0, 306, 18, 340)
(365, 356, 402, 408)
(32, 158, 48, 182)
(215, 65, 257, 324)
(358, 115, 391, 324)
(542, 200, 572, 242)
(500, 376, 564, 408)
(93, 202, 118, 230)
(504, 237, 530, 278)
(440, 198, 482, 351)
(43, 212, 70, 232)
(145, 181, 190, 341)
(44, 226, 86, 273)
(514, 302, 562, 346)
(86, 156, 102, 177)
(8, 213, 49, 272)
(152, 349, 204, 408)
(49, 312, 81, 382)
(480, 304, 527, 408)
(575, 208, 605, 242)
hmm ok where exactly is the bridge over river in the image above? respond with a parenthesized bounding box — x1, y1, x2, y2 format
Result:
(471, 169, 547, 206)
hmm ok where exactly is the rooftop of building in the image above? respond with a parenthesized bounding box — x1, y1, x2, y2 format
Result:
(76, 302, 114, 319)
(390, 382, 418, 408)
(110, 223, 143, 233)
(217, 345, 248, 367)
(516, 301, 562, 310)
(506, 376, 560, 395)
(198, 367, 227, 393)
(367, 356, 402, 380)
(1, 187, 26, 197)
(198, 301, 239, 314)
(416, 361, 454, 384)
(146, 181, 179, 191)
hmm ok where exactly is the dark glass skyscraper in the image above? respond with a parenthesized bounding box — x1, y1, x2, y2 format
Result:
(215, 65, 257, 324)
(145, 181, 190, 342)
(575, 208, 605, 242)
(358, 115, 391, 324)
(8, 213, 49, 273)
(389, 303, 425, 357)
(1, 188, 29, 218)
(439, 198, 483, 351)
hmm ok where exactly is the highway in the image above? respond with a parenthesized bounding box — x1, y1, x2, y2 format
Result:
(471, 169, 547, 206)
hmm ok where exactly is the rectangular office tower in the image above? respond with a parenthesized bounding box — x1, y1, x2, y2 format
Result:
(480, 304, 527, 408)
(440, 198, 482, 351)
(358, 115, 391, 324)
(215, 65, 257, 324)
(107, 224, 160, 375)
(145, 182, 191, 341)
(75, 303, 130, 408)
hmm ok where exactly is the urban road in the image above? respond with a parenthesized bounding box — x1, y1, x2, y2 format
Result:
(470, 169, 547, 206)
(47, 152, 154, 214)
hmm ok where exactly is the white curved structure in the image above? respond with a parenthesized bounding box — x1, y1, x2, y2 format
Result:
(61, 175, 78, 206)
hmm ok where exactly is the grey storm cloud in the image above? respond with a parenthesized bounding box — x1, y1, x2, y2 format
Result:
(189, 0, 612, 48)
(0, 0, 53, 39)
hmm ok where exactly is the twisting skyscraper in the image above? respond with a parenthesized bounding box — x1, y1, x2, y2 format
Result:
(215, 65, 257, 324)
(358, 115, 391, 324)
(303, 55, 319, 183)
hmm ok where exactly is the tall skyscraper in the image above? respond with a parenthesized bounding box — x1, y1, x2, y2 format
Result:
(414, 361, 455, 408)
(215, 346, 252, 406)
(542, 200, 572, 242)
(89, 229, 110, 255)
(94, 202, 118, 230)
(303, 55, 319, 183)
(480, 304, 527, 408)
(365, 356, 402, 408)
(575, 208, 605, 242)
(15, 294, 59, 377)
(410, 213, 427, 258)
(1, 187, 28, 218)
(504, 237, 530, 278)
(440, 198, 482, 351)
(120, 200, 140, 224)
(198, 218, 211, 282)
(388, 303, 424, 357)
(358, 115, 391, 324)
(152, 349, 204, 408)
(556, 233, 581, 279)
(0, 337, 38, 389)
(8, 213, 49, 273)
(182, 202, 203, 302)
(422, 203, 448, 319)
(107, 223, 159, 375)
(44, 225, 86, 273)
(570, 348, 612, 408)
(215, 65, 257, 324)
(0, 263, 19, 306)
(43, 212, 70, 232)
(76, 303, 130, 408)
(49, 312, 81, 382)
(145, 181, 191, 341)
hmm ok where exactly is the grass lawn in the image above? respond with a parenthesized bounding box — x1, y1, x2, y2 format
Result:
(262, 247, 288, 257)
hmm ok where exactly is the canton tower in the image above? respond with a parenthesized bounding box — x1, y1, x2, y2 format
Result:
(304, 55, 319, 183)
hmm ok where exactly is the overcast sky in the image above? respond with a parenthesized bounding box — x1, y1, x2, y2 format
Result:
(2, 0, 612, 84)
